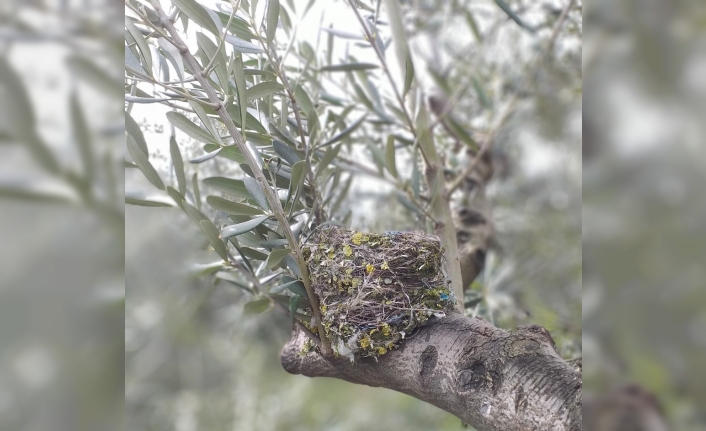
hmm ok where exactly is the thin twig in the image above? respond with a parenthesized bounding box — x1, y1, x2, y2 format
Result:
(346, 0, 416, 135)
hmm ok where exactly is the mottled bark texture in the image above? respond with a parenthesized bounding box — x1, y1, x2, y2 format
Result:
(453, 148, 494, 289)
(282, 314, 581, 430)
(281, 100, 581, 430)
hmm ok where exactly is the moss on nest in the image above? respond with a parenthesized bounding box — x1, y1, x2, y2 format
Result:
(302, 226, 456, 360)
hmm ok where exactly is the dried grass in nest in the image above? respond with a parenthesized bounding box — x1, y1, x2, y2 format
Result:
(301, 226, 456, 360)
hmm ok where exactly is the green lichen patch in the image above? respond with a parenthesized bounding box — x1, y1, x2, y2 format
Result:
(302, 226, 456, 360)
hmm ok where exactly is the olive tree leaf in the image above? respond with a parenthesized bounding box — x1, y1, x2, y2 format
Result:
(203, 176, 250, 199)
(172, 0, 220, 35)
(246, 81, 285, 100)
(233, 55, 247, 135)
(319, 63, 378, 72)
(385, 135, 398, 178)
(293, 85, 314, 115)
(125, 112, 149, 156)
(220, 215, 270, 238)
(125, 16, 152, 74)
(271, 279, 307, 297)
(289, 295, 300, 321)
(382, 0, 414, 96)
(266, 0, 280, 45)
(207, 195, 264, 215)
(225, 35, 263, 53)
(167, 111, 218, 144)
(244, 297, 271, 314)
(318, 114, 367, 149)
(199, 219, 229, 261)
(127, 135, 165, 190)
(193, 172, 202, 209)
(314, 143, 341, 179)
(273, 139, 302, 166)
(170, 135, 187, 195)
(243, 177, 270, 210)
(188, 99, 223, 144)
(158, 37, 185, 81)
(265, 248, 292, 270)
(189, 147, 223, 163)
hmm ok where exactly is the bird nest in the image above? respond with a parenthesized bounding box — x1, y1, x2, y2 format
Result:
(301, 226, 456, 360)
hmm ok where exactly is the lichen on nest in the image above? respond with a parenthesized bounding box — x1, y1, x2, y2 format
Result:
(301, 226, 456, 360)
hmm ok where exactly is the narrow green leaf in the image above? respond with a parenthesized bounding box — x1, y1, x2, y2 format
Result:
(293, 85, 314, 115)
(172, 0, 220, 35)
(125, 16, 153, 73)
(319, 114, 367, 149)
(207, 196, 265, 215)
(221, 215, 270, 238)
(70, 93, 94, 180)
(158, 37, 184, 81)
(463, 9, 483, 43)
(166, 186, 186, 208)
(188, 99, 222, 144)
(167, 111, 218, 144)
(127, 135, 165, 190)
(190, 147, 223, 163)
(385, 135, 398, 178)
(216, 271, 253, 290)
(125, 112, 149, 156)
(199, 220, 229, 261)
(226, 104, 269, 134)
(403, 55, 415, 97)
(266, 0, 280, 45)
(320, 63, 379, 72)
(382, 0, 412, 94)
(270, 126, 300, 151)
(192, 172, 202, 209)
(244, 297, 271, 314)
(182, 199, 209, 223)
(321, 27, 363, 40)
(472, 77, 492, 109)
(260, 239, 289, 248)
(125, 195, 173, 207)
(246, 81, 284, 100)
(170, 136, 187, 195)
(239, 247, 269, 261)
(287, 160, 306, 206)
(203, 176, 249, 199)
(271, 279, 307, 297)
(195, 32, 229, 93)
(265, 248, 292, 270)
(494, 0, 535, 33)
(289, 295, 300, 322)
(273, 140, 302, 165)
(284, 255, 302, 278)
(233, 55, 247, 135)
(314, 143, 341, 179)
(225, 35, 263, 53)
(243, 177, 270, 210)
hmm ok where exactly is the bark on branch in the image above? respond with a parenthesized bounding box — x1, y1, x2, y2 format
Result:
(282, 313, 581, 431)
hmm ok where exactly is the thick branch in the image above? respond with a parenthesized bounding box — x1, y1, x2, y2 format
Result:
(282, 313, 581, 431)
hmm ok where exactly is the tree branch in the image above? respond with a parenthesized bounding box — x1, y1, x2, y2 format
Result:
(282, 313, 581, 431)
(151, 0, 332, 356)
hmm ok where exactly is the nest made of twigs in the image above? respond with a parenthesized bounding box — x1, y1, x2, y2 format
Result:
(302, 226, 456, 359)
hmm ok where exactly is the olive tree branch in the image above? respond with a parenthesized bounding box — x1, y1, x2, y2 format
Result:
(151, 0, 332, 357)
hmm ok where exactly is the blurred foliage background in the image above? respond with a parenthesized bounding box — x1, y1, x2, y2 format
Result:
(583, 0, 706, 429)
